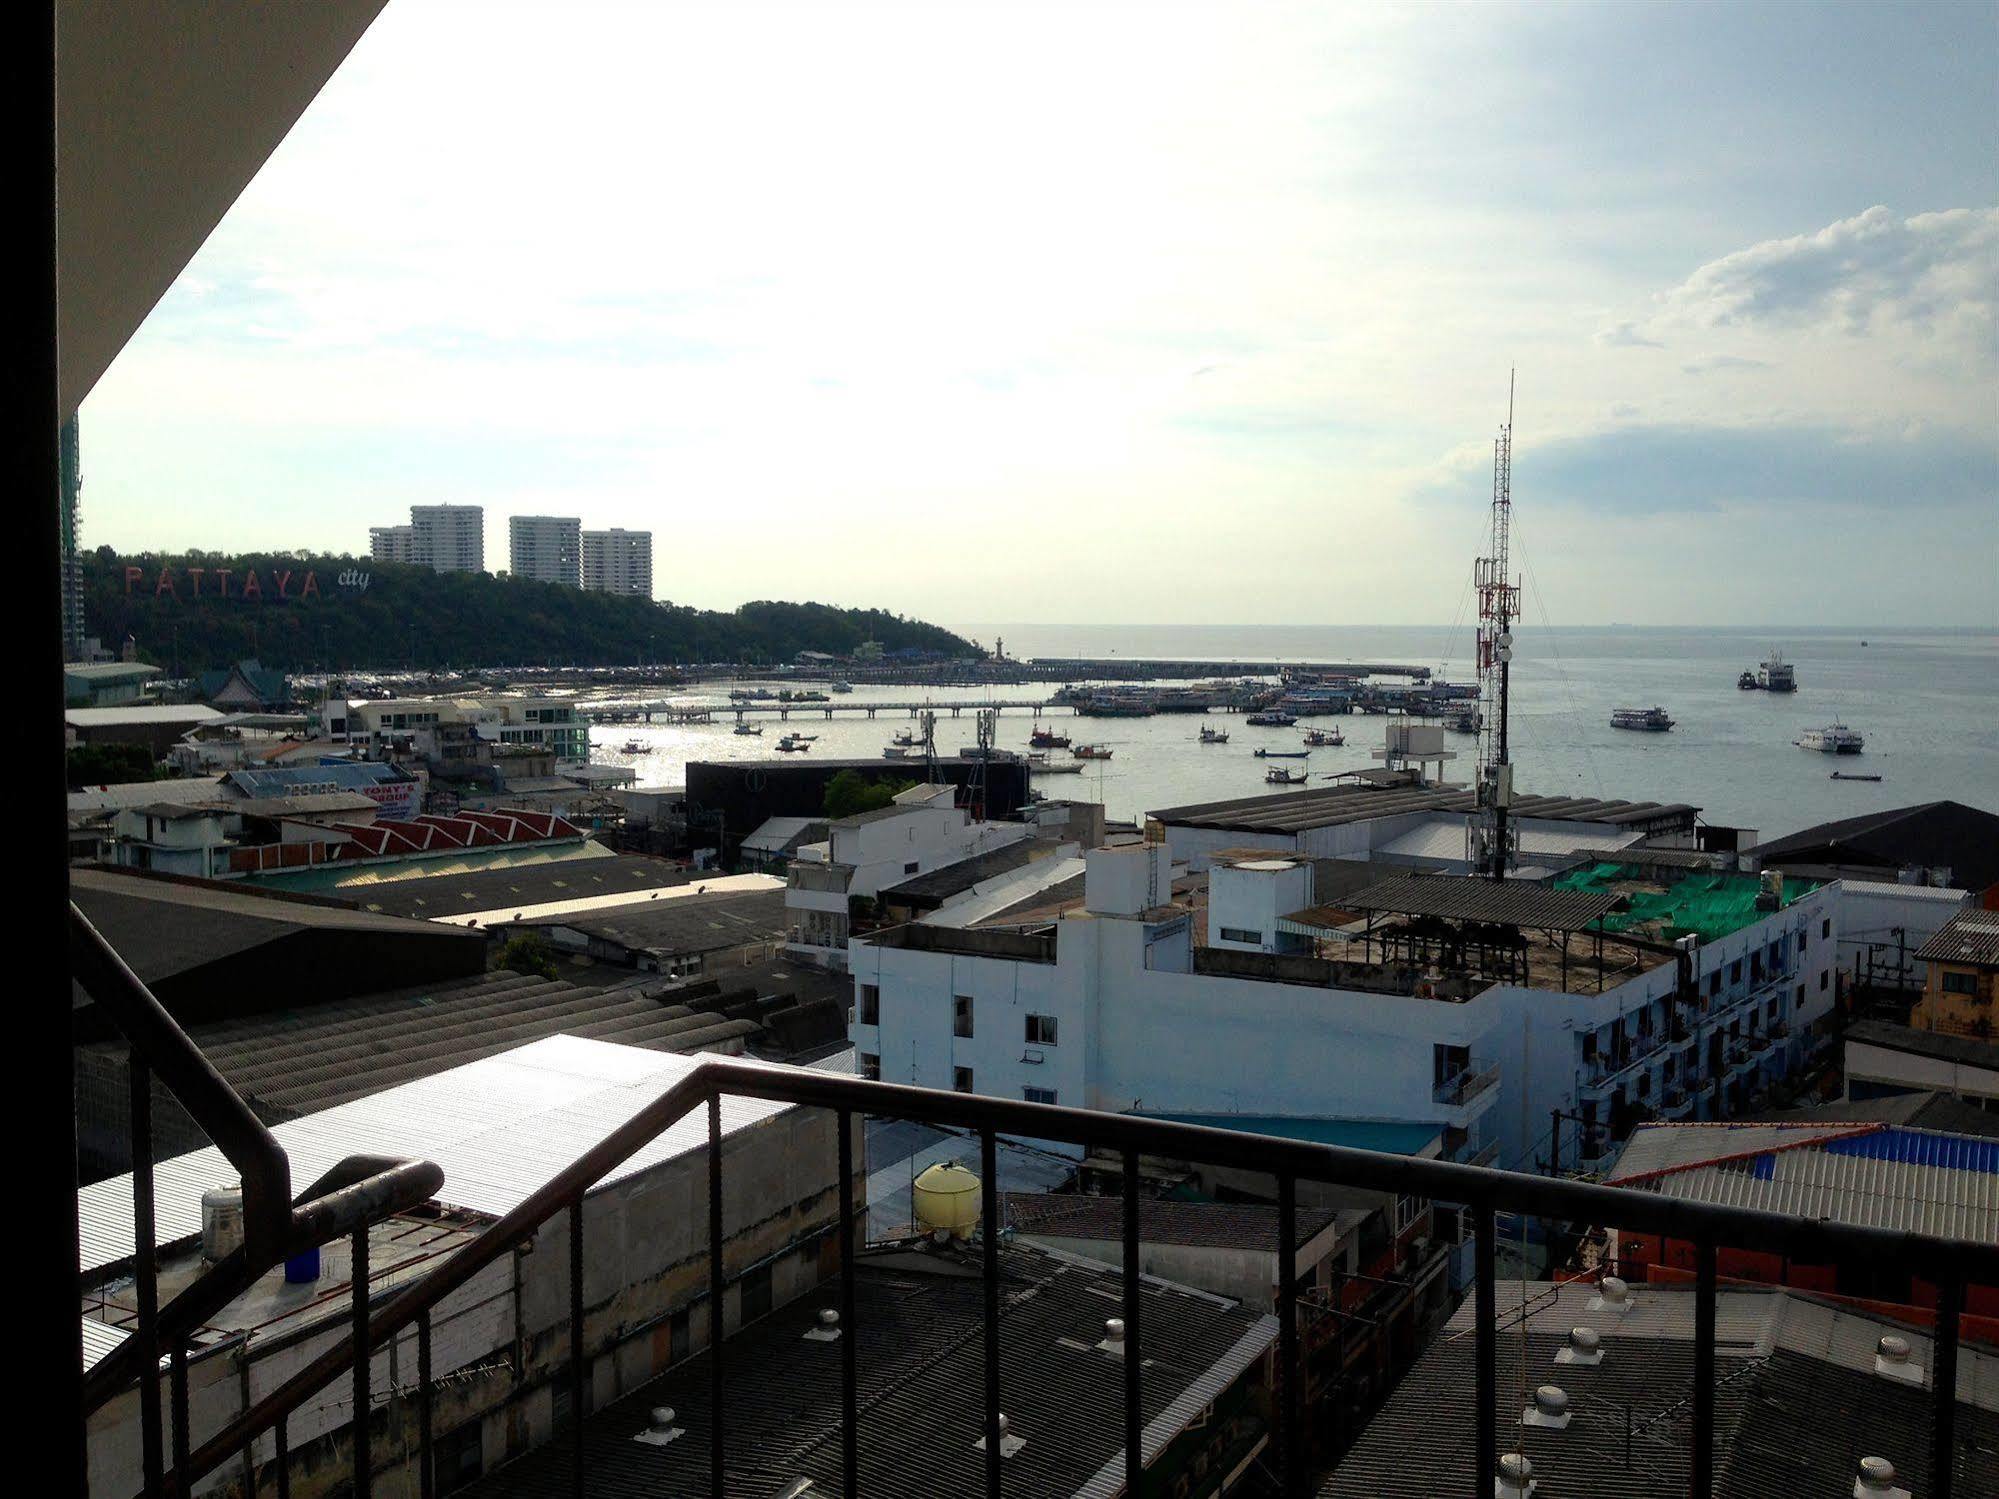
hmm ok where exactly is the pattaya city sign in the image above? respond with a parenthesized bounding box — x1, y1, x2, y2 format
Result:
(124, 566, 342, 600)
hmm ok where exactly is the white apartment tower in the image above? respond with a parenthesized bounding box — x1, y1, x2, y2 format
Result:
(582, 528, 653, 597)
(408, 504, 485, 573)
(368, 525, 416, 565)
(509, 515, 582, 587)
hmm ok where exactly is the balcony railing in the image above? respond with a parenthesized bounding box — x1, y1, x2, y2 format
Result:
(1432, 1063, 1499, 1108)
(70, 899, 1999, 1499)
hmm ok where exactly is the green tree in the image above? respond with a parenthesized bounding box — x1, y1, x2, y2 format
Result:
(497, 931, 559, 979)
(822, 770, 914, 820)
(67, 742, 159, 790)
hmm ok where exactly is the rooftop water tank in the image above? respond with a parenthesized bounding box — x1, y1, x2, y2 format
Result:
(201, 1185, 244, 1262)
(912, 1161, 981, 1240)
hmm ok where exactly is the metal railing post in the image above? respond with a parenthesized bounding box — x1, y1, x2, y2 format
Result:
(1122, 1146, 1142, 1498)
(274, 1417, 289, 1499)
(131, 1054, 164, 1496)
(708, 1091, 725, 1498)
(1278, 1172, 1301, 1496)
(982, 1127, 1002, 1498)
(1474, 1206, 1496, 1499)
(353, 1225, 371, 1499)
(416, 1312, 433, 1499)
(1933, 1270, 1962, 1499)
(838, 1108, 859, 1499)
(171, 1340, 190, 1482)
(1692, 1238, 1716, 1499)
(570, 1193, 586, 1497)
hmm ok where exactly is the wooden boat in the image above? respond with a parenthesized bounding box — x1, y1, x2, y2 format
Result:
(733, 723, 763, 736)
(1254, 748, 1309, 759)
(1073, 744, 1113, 760)
(1302, 728, 1344, 747)
(1829, 771, 1882, 782)
(1030, 760, 1086, 775)
(1029, 724, 1071, 749)
(1265, 767, 1308, 785)
(1198, 726, 1229, 744)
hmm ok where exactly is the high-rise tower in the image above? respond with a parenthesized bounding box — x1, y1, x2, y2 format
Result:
(1467, 376, 1521, 881)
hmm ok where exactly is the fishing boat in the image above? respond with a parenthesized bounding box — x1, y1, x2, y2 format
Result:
(1245, 710, 1296, 727)
(1198, 725, 1230, 744)
(1073, 743, 1113, 760)
(1302, 727, 1344, 747)
(1030, 760, 1086, 776)
(1265, 767, 1308, 785)
(733, 722, 763, 736)
(891, 728, 919, 747)
(1736, 669, 1758, 691)
(881, 745, 921, 759)
(775, 734, 812, 753)
(1609, 706, 1675, 732)
(618, 738, 647, 754)
(1830, 771, 1882, 782)
(1796, 724, 1864, 754)
(1446, 710, 1482, 734)
(1029, 724, 1072, 749)
(1253, 748, 1309, 759)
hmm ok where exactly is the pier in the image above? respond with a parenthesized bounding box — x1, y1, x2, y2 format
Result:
(587, 698, 1074, 724)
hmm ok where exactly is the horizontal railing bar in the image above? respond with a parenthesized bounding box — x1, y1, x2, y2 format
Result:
(165, 1056, 1999, 1490)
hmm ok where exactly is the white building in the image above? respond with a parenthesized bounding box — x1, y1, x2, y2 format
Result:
(344, 695, 589, 761)
(409, 503, 485, 573)
(509, 514, 582, 587)
(582, 527, 653, 597)
(849, 840, 1842, 1177)
(368, 523, 416, 565)
(785, 783, 1033, 969)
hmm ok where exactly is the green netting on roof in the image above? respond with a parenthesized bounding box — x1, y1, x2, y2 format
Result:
(1551, 863, 1820, 942)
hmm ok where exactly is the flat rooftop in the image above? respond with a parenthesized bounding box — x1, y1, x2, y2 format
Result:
(1151, 782, 1698, 837)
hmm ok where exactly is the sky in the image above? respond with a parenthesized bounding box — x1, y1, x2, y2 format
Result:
(78, 0, 1998, 628)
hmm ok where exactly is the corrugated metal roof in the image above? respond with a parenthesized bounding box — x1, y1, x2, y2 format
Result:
(66, 704, 224, 727)
(78, 1034, 803, 1275)
(1375, 819, 1642, 863)
(1151, 783, 1698, 836)
(1840, 879, 1970, 901)
(1917, 909, 1999, 968)
(81, 1318, 128, 1371)
(1342, 873, 1623, 931)
(1609, 1123, 1863, 1180)
(1610, 1123, 1999, 1241)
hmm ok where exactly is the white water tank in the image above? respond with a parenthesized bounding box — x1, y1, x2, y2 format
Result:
(201, 1185, 245, 1262)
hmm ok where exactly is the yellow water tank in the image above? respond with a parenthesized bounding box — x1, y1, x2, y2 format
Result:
(912, 1161, 982, 1240)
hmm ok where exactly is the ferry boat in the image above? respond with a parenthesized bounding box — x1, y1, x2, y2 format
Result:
(1758, 652, 1797, 692)
(1736, 670, 1758, 691)
(1796, 723, 1864, 754)
(1198, 725, 1230, 744)
(1073, 743, 1113, 760)
(1610, 706, 1675, 732)
(733, 722, 763, 736)
(1265, 767, 1308, 785)
(1245, 710, 1296, 727)
(1253, 748, 1309, 759)
(1302, 727, 1344, 747)
(1029, 724, 1071, 749)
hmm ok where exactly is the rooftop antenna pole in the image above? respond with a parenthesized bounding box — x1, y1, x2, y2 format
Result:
(1471, 372, 1520, 880)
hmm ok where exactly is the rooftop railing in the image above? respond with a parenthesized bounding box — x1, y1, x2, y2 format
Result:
(73, 899, 1999, 1499)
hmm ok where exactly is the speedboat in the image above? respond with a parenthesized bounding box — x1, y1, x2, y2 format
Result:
(1610, 706, 1675, 732)
(1796, 724, 1863, 754)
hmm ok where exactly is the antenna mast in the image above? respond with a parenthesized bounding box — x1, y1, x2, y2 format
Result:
(1470, 373, 1520, 880)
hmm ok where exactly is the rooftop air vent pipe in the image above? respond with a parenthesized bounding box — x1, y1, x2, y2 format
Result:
(1098, 1317, 1127, 1357)
(1872, 1334, 1922, 1385)
(632, 1406, 684, 1446)
(1495, 1452, 1536, 1498)
(973, 1412, 1026, 1458)
(1854, 1456, 1910, 1498)
(1588, 1275, 1633, 1314)
(1556, 1326, 1602, 1366)
(803, 1308, 842, 1343)
(1522, 1384, 1572, 1430)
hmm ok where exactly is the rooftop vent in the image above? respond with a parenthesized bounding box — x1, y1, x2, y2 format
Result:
(200, 1186, 245, 1264)
(1495, 1451, 1536, 1498)
(1872, 1334, 1922, 1385)
(803, 1308, 842, 1343)
(1587, 1275, 1633, 1314)
(1854, 1456, 1910, 1499)
(1097, 1317, 1127, 1357)
(972, 1412, 1027, 1458)
(1521, 1384, 1572, 1430)
(1555, 1325, 1602, 1366)
(632, 1406, 684, 1447)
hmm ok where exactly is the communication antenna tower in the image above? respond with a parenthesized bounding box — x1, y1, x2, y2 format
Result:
(918, 708, 939, 787)
(965, 708, 997, 820)
(1468, 373, 1521, 880)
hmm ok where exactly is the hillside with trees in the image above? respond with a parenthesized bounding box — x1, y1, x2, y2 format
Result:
(82, 549, 981, 672)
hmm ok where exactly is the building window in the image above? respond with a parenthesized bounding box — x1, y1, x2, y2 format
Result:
(954, 995, 974, 1038)
(904, 861, 920, 875)
(1025, 1014, 1059, 1045)
(1708, 972, 1722, 998)
(858, 985, 879, 1025)
(1819, 971, 1829, 992)
(1822, 918, 1831, 939)
(1796, 985, 1805, 1012)
(740, 1262, 773, 1323)
(859, 1052, 880, 1081)
(1729, 960, 1741, 984)
(954, 1066, 975, 1092)
(1800, 930, 1808, 953)
(1219, 926, 1262, 945)
(1942, 971, 1978, 995)
(1024, 1086, 1058, 1105)
(436, 1421, 484, 1494)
